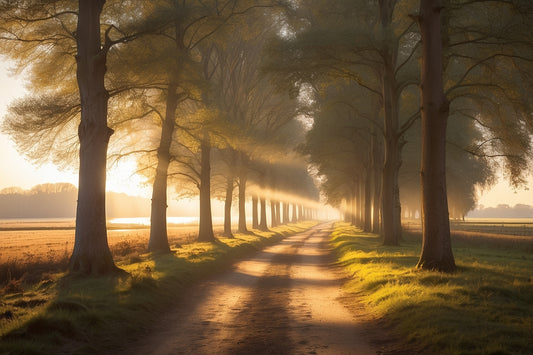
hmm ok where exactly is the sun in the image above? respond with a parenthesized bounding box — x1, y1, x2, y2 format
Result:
(106, 158, 151, 198)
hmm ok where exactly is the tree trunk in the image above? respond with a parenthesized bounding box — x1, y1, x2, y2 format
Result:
(372, 133, 383, 234)
(70, 0, 118, 275)
(283, 202, 289, 224)
(381, 64, 402, 245)
(223, 174, 234, 237)
(379, 0, 402, 246)
(358, 179, 364, 227)
(292, 203, 297, 223)
(350, 197, 356, 226)
(299, 205, 304, 222)
(149, 81, 178, 253)
(237, 173, 248, 233)
(198, 133, 215, 242)
(270, 200, 277, 227)
(259, 196, 268, 231)
(252, 195, 259, 229)
(381, 146, 401, 245)
(354, 183, 361, 226)
(364, 164, 372, 232)
(416, 0, 456, 272)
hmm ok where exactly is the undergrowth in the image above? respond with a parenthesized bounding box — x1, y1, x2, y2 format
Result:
(331, 223, 533, 354)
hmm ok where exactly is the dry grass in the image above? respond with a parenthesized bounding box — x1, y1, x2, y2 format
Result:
(0, 222, 317, 354)
(0, 223, 223, 291)
(451, 230, 533, 252)
(403, 219, 533, 252)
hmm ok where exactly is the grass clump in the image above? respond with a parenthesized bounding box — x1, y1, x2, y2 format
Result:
(330, 223, 533, 355)
(0, 222, 316, 354)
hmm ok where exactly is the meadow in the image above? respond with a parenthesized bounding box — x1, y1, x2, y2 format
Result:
(0, 220, 220, 289)
(331, 223, 533, 354)
(2, 219, 532, 353)
(0, 222, 317, 353)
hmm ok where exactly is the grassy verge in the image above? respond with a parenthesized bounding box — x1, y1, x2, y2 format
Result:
(330, 223, 533, 354)
(0, 222, 316, 354)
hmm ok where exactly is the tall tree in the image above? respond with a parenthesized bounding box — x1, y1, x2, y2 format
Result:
(70, 0, 119, 274)
(416, 0, 455, 271)
(265, 0, 421, 245)
(0, 0, 148, 274)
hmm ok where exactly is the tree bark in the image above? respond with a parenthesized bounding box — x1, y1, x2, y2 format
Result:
(252, 194, 259, 229)
(379, 0, 402, 246)
(364, 164, 372, 232)
(282, 202, 289, 224)
(350, 197, 356, 226)
(70, 0, 119, 275)
(270, 200, 277, 227)
(148, 81, 178, 253)
(237, 173, 248, 233)
(416, 0, 456, 272)
(372, 133, 382, 234)
(223, 174, 234, 237)
(259, 196, 268, 231)
(354, 183, 361, 226)
(198, 133, 215, 242)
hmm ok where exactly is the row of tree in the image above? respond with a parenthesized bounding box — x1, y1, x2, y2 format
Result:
(265, 0, 532, 271)
(0, 0, 319, 275)
(1, 1, 531, 274)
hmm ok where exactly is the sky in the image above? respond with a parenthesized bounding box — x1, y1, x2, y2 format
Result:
(1, 61, 533, 207)
(0, 60, 151, 197)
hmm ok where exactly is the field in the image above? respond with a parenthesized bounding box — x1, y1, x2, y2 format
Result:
(403, 218, 533, 252)
(0, 221, 216, 260)
(0, 222, 318, 353)
(0, 220, 223, 289)
(1, 219, 533, 353)
(331, 222, 533, 354)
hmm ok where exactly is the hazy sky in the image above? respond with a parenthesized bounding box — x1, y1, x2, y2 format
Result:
(1, 61, 532, 206)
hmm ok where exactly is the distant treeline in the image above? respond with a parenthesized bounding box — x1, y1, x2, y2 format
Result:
(467, 204, 533, 219)
(0, 183, 153, 219)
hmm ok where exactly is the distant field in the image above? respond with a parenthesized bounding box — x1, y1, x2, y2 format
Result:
(0, 219, 222, 262)
(403, 218, 533, 237)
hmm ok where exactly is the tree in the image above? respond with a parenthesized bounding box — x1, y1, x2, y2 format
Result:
(204, 15, 302, 234)
(443, 0, 533, 187)
(0, 0, 120, 274)
(0, 0, 175, 274)
(300, 81, 381, 232)
(71, 0, 128, 274)
(265, 0, 421, 245)
(416, 0, 455, 272)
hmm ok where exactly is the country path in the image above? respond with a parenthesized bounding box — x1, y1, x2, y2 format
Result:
(118, 223, 387, 354)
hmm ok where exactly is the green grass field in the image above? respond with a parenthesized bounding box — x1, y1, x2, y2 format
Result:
(330, 223, 533, 354)
(0, 222, 316, 354)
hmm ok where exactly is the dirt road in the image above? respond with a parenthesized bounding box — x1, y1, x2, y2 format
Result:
(121, 223, 382, 354)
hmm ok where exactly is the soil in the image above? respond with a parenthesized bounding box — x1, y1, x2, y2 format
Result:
(117, 223, 398, 354)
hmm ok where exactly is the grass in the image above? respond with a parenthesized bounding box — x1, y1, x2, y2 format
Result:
(330, 223, 533, 354)
(0, 222, 316, 354)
